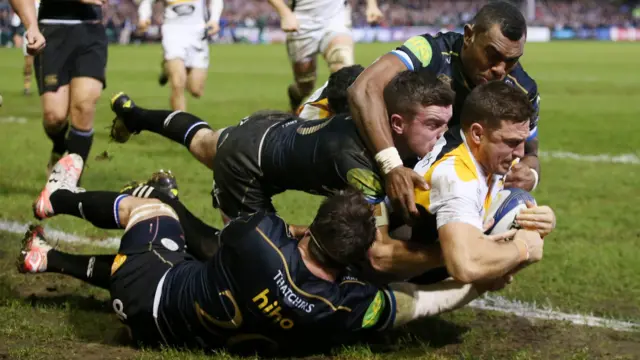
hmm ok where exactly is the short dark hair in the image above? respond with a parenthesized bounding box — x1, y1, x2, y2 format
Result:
(326, 64, 365, 114)
(472, 1, 527, 41)
(460, 81, 534, 131)
(383, 71, 455, 120)
(308, 187, 376, 269)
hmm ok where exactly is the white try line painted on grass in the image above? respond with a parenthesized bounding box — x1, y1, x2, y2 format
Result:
(1, 219, 638, 333)
(539, 151, 640, 165)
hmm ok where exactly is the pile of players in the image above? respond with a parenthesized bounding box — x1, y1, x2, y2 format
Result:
(13, 0, 556, 357)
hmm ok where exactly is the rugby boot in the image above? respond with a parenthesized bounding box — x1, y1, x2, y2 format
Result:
(17, 225, 53, 274)
(120, 169, 179, 200)
(109, 92, 138, 143)
(34, 153, 84, 220)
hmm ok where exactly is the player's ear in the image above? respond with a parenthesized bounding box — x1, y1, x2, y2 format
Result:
(389, 114, 405, 135)
(463, 24, 474, 47)
(469, 123, 484, 144)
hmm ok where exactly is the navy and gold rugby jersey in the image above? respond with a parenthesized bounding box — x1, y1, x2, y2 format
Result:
(156, 212, 395, 355)
(260, 114, 394, 205)
(390, 32, 540, 141)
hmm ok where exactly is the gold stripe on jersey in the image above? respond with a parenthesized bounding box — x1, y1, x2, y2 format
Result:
(256, 227, 352, 312)
(414, 143, 479, 213)
(506, 74, 528, 94)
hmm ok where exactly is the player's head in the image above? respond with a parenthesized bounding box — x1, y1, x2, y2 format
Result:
(326, 64, 365, 114)
(384, 71, 454, 158)
(308, 188, 377, 270)
(461, 81, 533, 175)
(462, 1, 527, 85)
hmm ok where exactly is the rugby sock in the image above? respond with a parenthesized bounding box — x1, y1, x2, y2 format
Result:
(129, 186, 220, 260)
(66, 126, 94, 163)
(50, 190, 126, 229)
(46, 251, 114, 290)
(128, 109, 211, 148)
(45, 122, 69, 156)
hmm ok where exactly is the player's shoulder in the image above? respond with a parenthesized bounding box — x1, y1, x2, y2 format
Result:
(221, 211, 293, 249)
(506, 63, 539, 99)
(393, 31, 461, 72)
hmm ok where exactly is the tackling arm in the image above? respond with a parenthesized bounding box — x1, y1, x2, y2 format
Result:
(348, 54, 406, 163)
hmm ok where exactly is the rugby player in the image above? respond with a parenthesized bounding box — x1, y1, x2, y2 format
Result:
(13, 0, 108, 176)
(9, 0, 40, 95)
(138, 0, 223, 111)
(20, 155, 509, 355)
(268, 0, 383, 112)
(404, 81, 556, 285)
(348, 1, 542, 222)
(109, 70, 452, 220)
(297, 64, 364, 120)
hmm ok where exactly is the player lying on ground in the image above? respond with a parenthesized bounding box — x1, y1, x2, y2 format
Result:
(20, 159, 509, 356)
(296, 64, 364, 119)
(349, 1, 542, 223)
(108, 70, 455, 276)
(401, 81, 556, 286)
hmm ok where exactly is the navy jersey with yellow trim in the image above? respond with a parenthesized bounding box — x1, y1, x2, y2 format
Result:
(156, 212, 395, 355)
(260, 114, 394, 204)
(391, 32, 540, 140)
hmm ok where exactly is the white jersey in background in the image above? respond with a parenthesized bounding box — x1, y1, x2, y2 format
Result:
(13, 0, 41, 56)
(138, 0, 222, 27)
(139, 0, 223, 69)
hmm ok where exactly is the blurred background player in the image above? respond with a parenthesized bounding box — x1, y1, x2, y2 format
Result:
(15, 0, 108, 176)
(9, 0, 40, 96)
(268, 0, 383, 113)
(137, 0, 223, 111)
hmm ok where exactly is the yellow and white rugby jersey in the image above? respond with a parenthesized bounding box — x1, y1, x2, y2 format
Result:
(139, 0, 222, 27)
(413, 130, 505, 232)
(297, 80, 334, 120)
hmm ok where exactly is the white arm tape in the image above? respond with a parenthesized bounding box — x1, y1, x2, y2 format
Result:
(374, 202, 389, 227)
(530, 168, 539, 192)
(375, 147, 403, 175)
(389, 279, 480, 328)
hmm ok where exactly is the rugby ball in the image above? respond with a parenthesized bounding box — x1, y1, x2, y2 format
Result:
(485, 188, 536, 235)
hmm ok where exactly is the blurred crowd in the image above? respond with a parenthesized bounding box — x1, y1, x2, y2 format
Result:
(1, 0, 640, 46)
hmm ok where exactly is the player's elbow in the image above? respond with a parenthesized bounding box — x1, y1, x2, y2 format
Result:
(444, 254, 484, 283)
(368, 241, 394, 273)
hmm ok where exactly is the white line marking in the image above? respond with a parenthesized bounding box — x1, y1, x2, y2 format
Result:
(0, 116, 27, 124)
(540, 151, 640, 165)
(469, 295, 639, 332)
(0, 220, 120, 248)
(0, 219, 638, 332)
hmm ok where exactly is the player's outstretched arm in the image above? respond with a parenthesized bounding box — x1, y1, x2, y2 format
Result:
(438, 222, 543, 283)
(207, 0, 223, 35)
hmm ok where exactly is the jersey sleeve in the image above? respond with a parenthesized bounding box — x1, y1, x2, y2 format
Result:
(338, 281, 396, 332)
(528, 88, 540, 141)
(339, 156, 386, 205)
(390, 35, 439, 72)
(414, 158, 483, 230)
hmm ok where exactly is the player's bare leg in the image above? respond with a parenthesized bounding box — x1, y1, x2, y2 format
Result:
(186, 68, 207, 99)
(110, 93, 222, 169)
(41, 85, 70, 175)
(166, 59, 188, 111)
(23, 55, 34, 96)
(288, 58, 317, 113)
(68, 77, 101, 169)
(323, 34, 355, 73)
